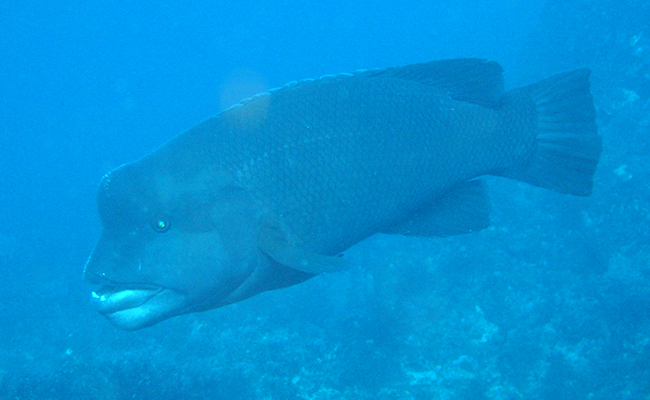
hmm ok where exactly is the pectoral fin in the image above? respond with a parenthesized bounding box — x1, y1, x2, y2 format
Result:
(259, 219, 349, 274)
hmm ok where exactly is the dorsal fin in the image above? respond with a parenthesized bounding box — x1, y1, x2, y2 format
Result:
(227, 58, 505, 112)
(356, 58, 504, 106)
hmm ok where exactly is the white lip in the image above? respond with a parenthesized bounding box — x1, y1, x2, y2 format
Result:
(92, 286, 162, 314)
(90, 286, 187, 331)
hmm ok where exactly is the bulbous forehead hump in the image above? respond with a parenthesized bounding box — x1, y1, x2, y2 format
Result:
(96, 164, 159, 230)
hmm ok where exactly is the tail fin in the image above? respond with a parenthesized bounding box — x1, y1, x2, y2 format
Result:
(505, 69, 602, 196)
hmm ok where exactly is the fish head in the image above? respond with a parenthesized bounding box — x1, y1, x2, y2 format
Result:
(84, 160, 263, 330)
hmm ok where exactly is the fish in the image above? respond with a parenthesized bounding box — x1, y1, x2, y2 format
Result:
(84, 58, 601, 330)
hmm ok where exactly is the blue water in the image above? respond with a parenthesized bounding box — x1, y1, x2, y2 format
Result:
(1, 0, 649, 398)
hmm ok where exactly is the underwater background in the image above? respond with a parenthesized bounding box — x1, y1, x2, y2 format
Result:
(1, 0, 650, 398)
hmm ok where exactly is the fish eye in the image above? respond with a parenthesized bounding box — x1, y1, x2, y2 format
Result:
(151, 216, 170, 233)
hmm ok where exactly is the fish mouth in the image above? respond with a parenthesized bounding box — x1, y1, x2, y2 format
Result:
(89, 284, 187, 331)
(91, 284, 164, 314)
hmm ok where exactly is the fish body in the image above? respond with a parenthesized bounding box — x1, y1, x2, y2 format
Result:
(84, 59, 601, 330)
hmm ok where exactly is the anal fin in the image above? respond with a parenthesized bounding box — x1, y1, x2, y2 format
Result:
(383, 180, 491, 237)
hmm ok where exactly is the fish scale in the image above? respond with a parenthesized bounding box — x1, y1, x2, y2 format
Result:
(84, 59, 601, 330)
(216, 77, 502, 254)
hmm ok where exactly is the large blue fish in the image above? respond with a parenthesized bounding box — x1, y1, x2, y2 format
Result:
(84, 59, 601, 330)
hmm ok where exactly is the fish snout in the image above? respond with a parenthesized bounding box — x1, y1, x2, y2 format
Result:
(83, 245, 116, 284)
(84, 269, 111, 285)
